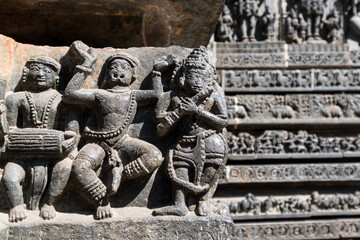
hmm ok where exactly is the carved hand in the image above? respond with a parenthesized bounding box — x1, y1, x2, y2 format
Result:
(153, 55, 176, 72)
(73, 41, 97, 68)
(62, 130, 77, 154)
(179, 97, 198, 116)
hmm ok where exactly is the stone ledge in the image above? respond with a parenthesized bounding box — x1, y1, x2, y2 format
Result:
(0, 208, 234, 239)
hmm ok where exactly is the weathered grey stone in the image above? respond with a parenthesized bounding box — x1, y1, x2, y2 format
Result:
(0, 209, 234, 239)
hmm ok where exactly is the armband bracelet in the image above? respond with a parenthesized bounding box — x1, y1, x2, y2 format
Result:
(196, 106, 204, 118)
(152, 70, 162, 77)
(76, 65, 93, 74)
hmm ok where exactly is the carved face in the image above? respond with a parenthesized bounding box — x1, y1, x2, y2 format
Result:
(107, 59, 133, 87)
(184, 69, 207, 95)
(26, 63, 57, 91)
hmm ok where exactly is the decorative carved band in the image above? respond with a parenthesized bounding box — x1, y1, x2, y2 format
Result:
(228, 192, 360, 220)
(216, 43, 353, 68)
(220, 69, 360, 93)
(234, 218, 360, 239)
(221, 163, 360, 183)
(226, 94, 360, 125)
(227, 130, 360, 159)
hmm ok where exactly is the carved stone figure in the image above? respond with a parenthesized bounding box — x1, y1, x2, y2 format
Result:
(323, 9, 342, 43)
(250, 70, 269, 87)
(260, 6, 276, 42)
(298, 0, 327, 41)
(63, 42, 163, 219)
(286, 7, 300, 43)
(267, 102, 295, 119)
(234, 0, 260, 42)
(2, 56, 78, 222)
(215, 5, 235, 42)
(240, 193, 261, 214)
(314, 98, 343, 118)
(152, 46, 228, 216)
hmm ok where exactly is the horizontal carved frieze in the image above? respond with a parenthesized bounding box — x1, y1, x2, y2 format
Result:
(220, 163, 360, 183)
(227, 130, 360, 159)
(216, 42, 356, 68)
(228, 192, 360, 220)
(226, 94, 360, 125)
(234, 218, 360, 239)
(220, 69, 360, 93)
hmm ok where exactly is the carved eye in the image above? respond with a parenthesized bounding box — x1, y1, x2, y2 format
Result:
(43, 67, 51, 73)
(31, 67, 39, 72)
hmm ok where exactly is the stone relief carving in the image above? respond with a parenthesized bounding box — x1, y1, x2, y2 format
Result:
(1, 56, 79, 222)
(226, 94, 360, 123)
(222, 163, 360, 183)
(215, 0, 279, 42)
(63, 42, 164, 220)
(227, 130, 360, 157)
(0, 42, 228, 222)
(229, 191, 360, 217)
(233, 219, 348, 239)
(152, 46, 229, 217)
(220, 69, 360, 92)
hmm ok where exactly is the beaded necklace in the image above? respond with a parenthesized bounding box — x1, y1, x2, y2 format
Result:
(25, 91, 58, 128)
(84, 91, 136, 139)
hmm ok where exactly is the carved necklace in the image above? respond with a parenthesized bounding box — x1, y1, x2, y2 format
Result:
(25, 91, 58, 128)
(84, 91, 136, 139)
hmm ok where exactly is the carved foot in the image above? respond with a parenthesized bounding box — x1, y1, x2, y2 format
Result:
(196, 200, 211, 216)
(152, 205, 188, 216)
(40, 204, 56, 220)
(96, 200, 113, 220)
(9, 204, 27, 223)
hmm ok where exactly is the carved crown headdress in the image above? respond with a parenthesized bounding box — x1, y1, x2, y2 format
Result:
(26, 56, 61, 74)
(184, 46, 216, 70)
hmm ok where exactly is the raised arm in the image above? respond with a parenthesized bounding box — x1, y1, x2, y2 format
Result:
(135, 56, 176, 107)
(63, 41, 97, 106)
(135, 69, 163, 107)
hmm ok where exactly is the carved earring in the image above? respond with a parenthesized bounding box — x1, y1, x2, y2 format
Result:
(55, 76, 60, 89)
(21, 67, 29, 83)
(179, 75, 185, 88)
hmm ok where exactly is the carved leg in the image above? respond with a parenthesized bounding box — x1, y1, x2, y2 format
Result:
(120, 136, 163, 180)
(196, 163, 219, 216)
(72, 143, 111, 219)
(152, 167, 189, 216)
(307, 18, 312, 39)
(249, 16, 257, 42)
(2, 161, 27, 222)
(240, 19, 248, 41)
(152, 185, 188, 216)
(314, 16, 321, 39)
(40, 157, 72, 220)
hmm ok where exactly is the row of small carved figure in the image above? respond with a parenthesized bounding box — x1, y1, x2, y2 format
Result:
(222, 69, 360, 89)
(228, 131, 360, 155)
(216, 0, 345, 43)
(227, 94, 360, 119)
(229, 191, 360, 215)
(216, 0, 277, 42)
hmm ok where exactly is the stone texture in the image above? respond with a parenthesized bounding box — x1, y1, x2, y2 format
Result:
(0, 209, 234, 239)
(0, 0, 224, 48)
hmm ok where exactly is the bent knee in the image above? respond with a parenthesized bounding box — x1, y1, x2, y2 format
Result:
(146, 146, 163, 168)
(73, 144, 105, 175)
